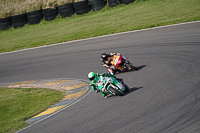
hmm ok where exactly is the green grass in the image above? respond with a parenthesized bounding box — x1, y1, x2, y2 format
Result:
(0, 0, 199, 132)
(0, 87, 64, 133)
(0, 0, 200, 53)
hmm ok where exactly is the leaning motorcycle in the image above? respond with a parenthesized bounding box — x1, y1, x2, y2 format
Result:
(109, 54, 137, 74)
(98, 76, 129, 97)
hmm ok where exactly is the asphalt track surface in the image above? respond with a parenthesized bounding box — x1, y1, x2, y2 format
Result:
(0, 21, 200, 133)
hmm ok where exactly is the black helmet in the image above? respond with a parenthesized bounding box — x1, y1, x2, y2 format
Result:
(100, 52, 107, 60)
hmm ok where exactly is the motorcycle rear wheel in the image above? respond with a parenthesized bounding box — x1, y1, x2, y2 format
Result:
(125, 63, 137, 71)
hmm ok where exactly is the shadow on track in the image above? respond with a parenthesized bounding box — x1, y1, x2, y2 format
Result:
(114, 65, 146, 75)
(135, 65, 146, 71)
(124, 86, 143, 96)
(105, 86, 143, 98)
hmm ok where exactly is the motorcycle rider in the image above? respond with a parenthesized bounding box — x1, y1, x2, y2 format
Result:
(88, 72, 123, 98)
(100, 52, 124, 75)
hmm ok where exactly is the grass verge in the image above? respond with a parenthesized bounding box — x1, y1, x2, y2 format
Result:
(0, 0, 200, 53)
(0, 87, 64, 133)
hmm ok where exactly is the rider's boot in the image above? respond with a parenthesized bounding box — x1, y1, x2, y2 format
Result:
(109, 69, 115, 75)
(102, 93, 107, 98)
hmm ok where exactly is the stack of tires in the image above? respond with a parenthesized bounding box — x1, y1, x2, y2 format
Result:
(108, 0, 118, 7)
(73, 0, 91, 15)
(123, 0, 135, 5)
(0, 17, 12, 30)
(58, 3, 74, 18)
(27, 9, 43, 25)
(88, 0, 106, 11)
(42, 8, 58, 21)
(0, 0, 137, 31)
(12, 13, 28, 28)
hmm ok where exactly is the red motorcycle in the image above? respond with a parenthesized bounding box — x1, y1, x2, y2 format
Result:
(109, 54, 137, 74)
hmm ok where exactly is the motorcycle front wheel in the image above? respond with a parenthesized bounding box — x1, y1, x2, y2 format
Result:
(123, 84, 129, 93)
(108, 84, 124, 96)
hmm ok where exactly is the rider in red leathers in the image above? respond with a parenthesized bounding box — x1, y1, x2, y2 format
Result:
(100, 52, 123, 75)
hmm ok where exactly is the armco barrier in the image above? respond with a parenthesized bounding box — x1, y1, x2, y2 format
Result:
(0, 0, 135, 31)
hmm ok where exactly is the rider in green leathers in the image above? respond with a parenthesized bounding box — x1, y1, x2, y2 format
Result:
(88, 72, 122, 98)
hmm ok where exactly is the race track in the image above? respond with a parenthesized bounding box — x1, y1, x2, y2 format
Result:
(0, 21, 200, 133)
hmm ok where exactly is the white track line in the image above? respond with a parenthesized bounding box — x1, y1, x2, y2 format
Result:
(16, 79, 91, 133)
(1, 21, 200, 56)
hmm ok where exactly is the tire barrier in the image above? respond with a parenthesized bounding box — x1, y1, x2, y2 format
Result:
(0, 16, 12, 30)
(108, 0, 118, 7)
(12, 13, 28, 29)
(58, 3, 74, 18)
(73, 0, 91, 15)
(42, 7, 58, 21)
(123, 0, 135, 5)
(88, 0, 106, 11)
(27, 9, 43, 25)
(0, 0, 137, 31)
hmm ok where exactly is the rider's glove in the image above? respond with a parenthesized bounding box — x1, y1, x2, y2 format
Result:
(105, 65, 110, 68)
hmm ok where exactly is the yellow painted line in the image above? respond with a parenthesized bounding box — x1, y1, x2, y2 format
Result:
(63, 82, 88, 91)
(8, 81, 38, 87)
(32, 90, 87, 118)
(62, 90, 88, 100)
(43, 79, 71, 86)
(33, 105, 68, 118)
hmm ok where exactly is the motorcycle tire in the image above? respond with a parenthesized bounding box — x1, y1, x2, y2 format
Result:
(125, 63, 137, 71)
(108, 84, 124, 96)
(123, 84, 129, 93)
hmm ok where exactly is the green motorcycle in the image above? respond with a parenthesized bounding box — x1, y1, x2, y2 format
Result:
(98, 76, 129, 96)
